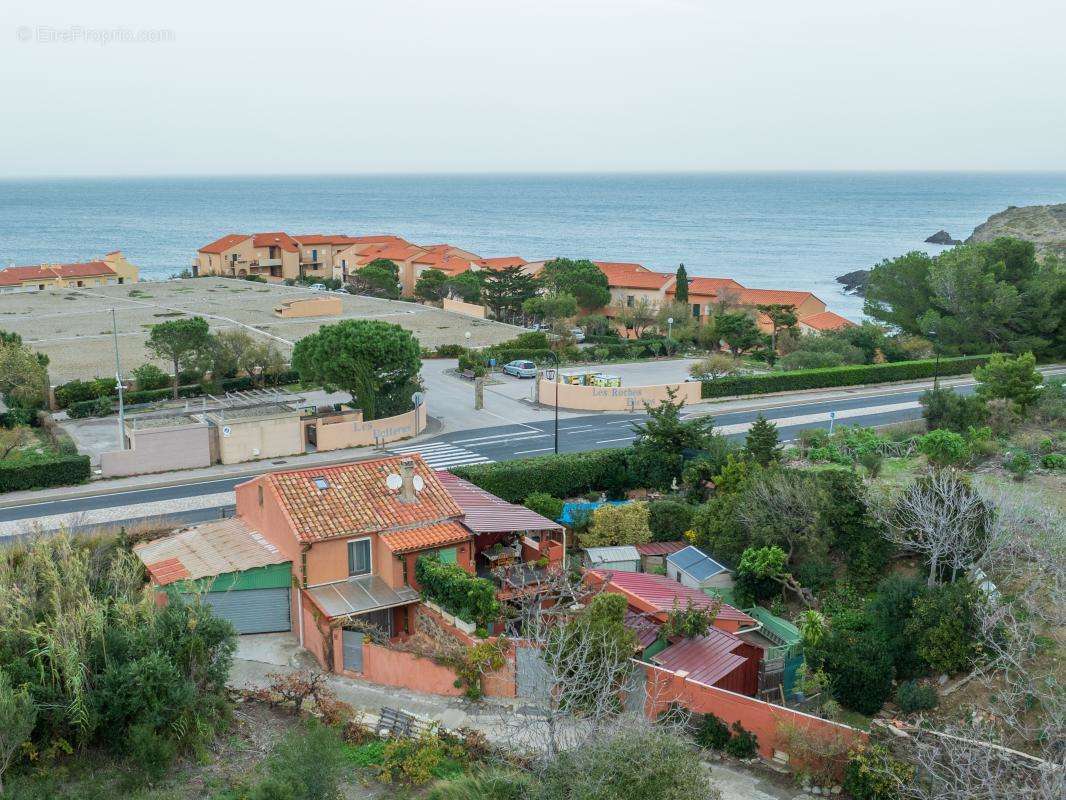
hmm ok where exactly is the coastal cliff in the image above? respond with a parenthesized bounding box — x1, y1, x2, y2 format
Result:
(967, 203, 1065, 259)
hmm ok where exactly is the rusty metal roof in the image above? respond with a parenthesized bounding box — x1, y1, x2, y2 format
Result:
(437, 471, 563, 534)
(634, 541, 687, 557)
(589, 569, 756, 626)
(652, 628, 749, 688)
(624, 610, 662, 649)
(134, 517, 288, 586)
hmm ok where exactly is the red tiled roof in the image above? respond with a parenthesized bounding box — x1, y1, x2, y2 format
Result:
(799, 310, 855, 331)
(261, 456, 463, 543)
(736, 288, 818, 307)
(199, 234, 250, 254)
(294, 234, 362, 246)
(475, 257, 527, 270)
(681, 277, 745, 297)
(589, 569, 756, 625)
(415, 251, 473, 276)
(594, 261, 653, 274)
(436, 472, 563, 533)
(652, 628, 749, 687)
(634, 541, 688, 557)
(594, 262, 673, 290)
(357, 242, 426, 264)
(380, 521, 471, 554)
(0, 261, 117, 286)
(252, 232, 300, 253)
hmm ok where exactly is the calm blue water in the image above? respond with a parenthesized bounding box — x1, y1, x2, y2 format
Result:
(1, 172, 1063, 319)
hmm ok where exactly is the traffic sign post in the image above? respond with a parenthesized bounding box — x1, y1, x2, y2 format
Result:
(828, 410, 836, 435)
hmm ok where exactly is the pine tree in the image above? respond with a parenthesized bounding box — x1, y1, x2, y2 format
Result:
(745, 413, 780, 466)
(674, 263, 689, 304)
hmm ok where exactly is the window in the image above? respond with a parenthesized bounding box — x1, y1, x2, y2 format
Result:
(692, 303, 701, 319)
(348, 538, 372, 576)
(313, 476, 329, 490)
(626, 295, 635, 307)
(436, 547, 457, 565)
(257, 485, 264, 506)
(311, 249, 318, 262)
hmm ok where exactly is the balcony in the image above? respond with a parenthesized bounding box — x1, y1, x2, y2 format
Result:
(252, 258, 282, 268)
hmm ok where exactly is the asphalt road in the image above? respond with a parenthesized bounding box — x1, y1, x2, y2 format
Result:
(0, 379, 973, 537)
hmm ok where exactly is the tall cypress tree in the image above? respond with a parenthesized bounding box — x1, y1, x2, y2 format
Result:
(744, 413, 780, 466)
(675, 263, 689, 304)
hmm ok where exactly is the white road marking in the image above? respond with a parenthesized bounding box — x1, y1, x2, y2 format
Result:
(390, 442, 495, 471)
(514, 447, 554, 455)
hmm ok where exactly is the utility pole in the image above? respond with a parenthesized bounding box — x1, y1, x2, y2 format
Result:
(111, 308, 126, 449)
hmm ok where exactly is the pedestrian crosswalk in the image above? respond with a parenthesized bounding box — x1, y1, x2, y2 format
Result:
(388, 441, 495, 471)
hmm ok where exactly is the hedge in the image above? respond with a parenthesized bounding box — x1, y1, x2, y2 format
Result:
(0, 454, 91, 493)
(66, 397, 115, 419)
(415, 556, 498, 625)
(700, 355, 991, 399)
(452, 448, 633, 503)
(54, 377, 116, 409)
(485, 348, 556, 366)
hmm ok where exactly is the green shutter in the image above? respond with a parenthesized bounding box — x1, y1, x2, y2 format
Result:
(438, 547, 457, 564)
(178, 562, 291, 593)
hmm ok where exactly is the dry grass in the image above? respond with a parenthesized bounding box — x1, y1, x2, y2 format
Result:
(0, 278, 520, 382)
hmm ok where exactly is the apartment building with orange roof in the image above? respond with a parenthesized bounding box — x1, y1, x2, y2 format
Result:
(0, 251, 138, 293)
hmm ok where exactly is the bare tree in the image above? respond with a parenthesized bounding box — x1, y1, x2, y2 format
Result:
(737, 471, 820, 561)
(877, 468, 993, 587)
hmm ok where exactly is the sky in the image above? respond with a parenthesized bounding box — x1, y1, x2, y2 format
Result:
(2, 0, 1065, 176)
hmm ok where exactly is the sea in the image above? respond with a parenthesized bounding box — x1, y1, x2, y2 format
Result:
(1, 172, 1064, 320)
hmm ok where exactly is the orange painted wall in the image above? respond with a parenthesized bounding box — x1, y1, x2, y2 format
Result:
(345, 641, 515, 698)
(643, 665, 865, 763)
(235, 478, 305, 582)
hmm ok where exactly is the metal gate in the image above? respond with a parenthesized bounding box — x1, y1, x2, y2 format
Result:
(342, 629, 364, 672)
(200, 587, 290, 635)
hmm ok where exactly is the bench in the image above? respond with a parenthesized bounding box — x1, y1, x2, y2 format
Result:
(461, 369, 476, 380)
(376, 706, 432, 739)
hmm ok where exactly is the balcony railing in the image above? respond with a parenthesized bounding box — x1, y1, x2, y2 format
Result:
(252, 258, 282, 268)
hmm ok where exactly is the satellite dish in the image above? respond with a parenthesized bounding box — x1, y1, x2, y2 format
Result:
(412, 475, 425, 492)
(411, 391, 425, 407)
(385, 473, 403, 491)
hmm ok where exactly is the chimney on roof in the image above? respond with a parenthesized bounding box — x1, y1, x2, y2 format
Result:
(398, 457, 417, 503)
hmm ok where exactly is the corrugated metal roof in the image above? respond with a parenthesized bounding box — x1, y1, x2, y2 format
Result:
(583, 546, 640, 565)
(624, 610, 662, 649)
(437, 471, 563, 533)
(635, 541, 687, 557)
(652, 627, 749, 688)
(667, 545, 729, 581)
(134, 518, 288, 586)
(305, 575, 419, 619)
(590, 569, 756, 625)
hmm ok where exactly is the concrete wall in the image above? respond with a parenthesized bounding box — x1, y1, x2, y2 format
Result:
(538, 379, 701, 411)
(312, 404, 427, 452)
(341, 639, 516, 697)
(442, 297, 487, 318)
(274, 296, 342, 318)
(100, 421, 212, 477)
(643, 664, 865, 768)
(214, 412, 304, 464)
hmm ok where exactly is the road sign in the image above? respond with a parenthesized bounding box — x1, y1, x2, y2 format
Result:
(222, 425, 232, 438)
(828, 410, 836, 435)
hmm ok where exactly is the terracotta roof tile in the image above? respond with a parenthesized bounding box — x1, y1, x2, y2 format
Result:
(252, 232, 300, 253)
(799, 310, 855, 331)
(199, 234, 250, 254)
(0, 261, 117, 286)
(380, 521, 471, 554)
(294, 234, 362, 246)
(475, 256, 527, 270)
(681, 277, 745, 297)
(736, 288, 819, 307)
(263, 456, 463, 543)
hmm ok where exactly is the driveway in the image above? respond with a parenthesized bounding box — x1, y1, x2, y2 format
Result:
(230, 633, 803, 800)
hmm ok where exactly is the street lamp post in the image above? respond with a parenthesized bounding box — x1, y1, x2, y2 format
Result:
(667, 316, 674, 340)
(543, 350, 560, 454)
(111, 308, 126, 449)
(927, 329, 941, 389)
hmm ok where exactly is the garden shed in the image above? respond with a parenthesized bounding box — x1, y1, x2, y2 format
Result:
(134, 517, 293, 635)
(582, 545, 641, 572)
(666, 545, 733, 591)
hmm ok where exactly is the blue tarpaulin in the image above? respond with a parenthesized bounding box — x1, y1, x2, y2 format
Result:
(558, 500, 628, 525)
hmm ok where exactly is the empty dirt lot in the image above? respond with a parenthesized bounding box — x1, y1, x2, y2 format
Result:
(0, 278, 520, 382)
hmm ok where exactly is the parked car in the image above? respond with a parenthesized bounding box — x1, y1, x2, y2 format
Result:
(309, 283, 327, 292)
(502, 360, 538, 378)
(569, 327, 586, 343)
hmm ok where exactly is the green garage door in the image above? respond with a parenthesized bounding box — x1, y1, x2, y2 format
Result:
(201, 587, 291, 635)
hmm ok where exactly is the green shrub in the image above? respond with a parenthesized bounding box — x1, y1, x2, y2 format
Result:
(808, 616, 894, 715)
(1042, 453, 1066, 470)
(426, 770, 533, 800)
(723, 721, 758, 759)
(452, 448, 632, 503)
(1004, 449, 1032, 481)
(701, 356, 991, 399)
(0, 454, 91, 492)
(416, 556, 499, 625)
(53, 377, 115, 408)
(647, 499, 695, 541)
(485, 347, 555, 366)
(843, 744, 913, 800)
(920, 387, 987, 433)
(66, 396, 114, 419)
(125, 721, 178, 783)
(918, 429, 969, 466)
(523, 492, 564, 522)
(131, 363, 171, 391)
(895, 680, 938, 713)
(905, 582, 980, 675)
(693, 712, 731, 750)
(435, 343, 466, 358)
(263, 720, 346, 800)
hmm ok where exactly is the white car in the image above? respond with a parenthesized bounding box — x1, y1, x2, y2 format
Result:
(502, 360, 538, 378)
(309, 283, 327, 292)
